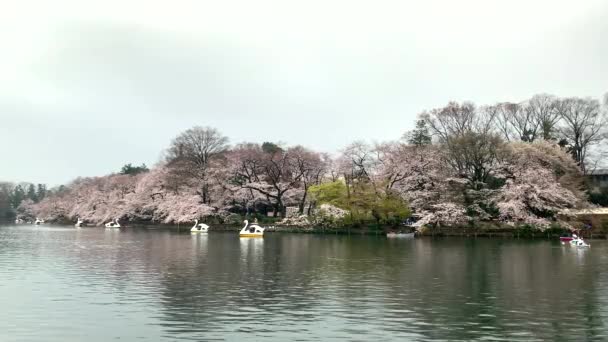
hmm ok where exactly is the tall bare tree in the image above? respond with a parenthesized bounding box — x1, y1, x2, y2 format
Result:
(289, 146, 327, 214)
(493, 102, 538, 142)
(556, 97, 606, 173)
(338, 141, 375, 198)
(420, 101, 477, 142)
(527, 94, 561, 141)
(443, 132, 505, 188)
(166, 126, 229, 204)
(422, 102, 503, 189)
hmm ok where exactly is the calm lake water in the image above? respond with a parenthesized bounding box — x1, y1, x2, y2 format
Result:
(1, 225, 607, 341)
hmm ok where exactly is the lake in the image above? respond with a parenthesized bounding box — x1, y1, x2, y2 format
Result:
(1, 224, 607, 341)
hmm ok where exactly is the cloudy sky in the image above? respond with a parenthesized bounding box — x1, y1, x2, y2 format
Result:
(1, 0, 607, 185)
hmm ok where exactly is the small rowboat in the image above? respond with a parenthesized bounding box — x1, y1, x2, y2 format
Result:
(387, 232, 415, 239)
(560, 233, 590, 248)
(560, 233, 580, 243)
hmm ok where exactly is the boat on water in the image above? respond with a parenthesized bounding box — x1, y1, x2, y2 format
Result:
(387, 217, 419, 238)
(191, 219, 209, 233)
(105, 219, 121, 229)
(34, 218, 45, 225)
(387, 232, 415, 238)
(560, 225, 593, 243)
(569, 237, 590, 248)
(240, 220, 264, 238)
(561, 233, 590, 248)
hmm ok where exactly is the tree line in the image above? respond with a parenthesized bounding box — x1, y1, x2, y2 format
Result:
(0, 183, 47, 221)
(422, 94, 608, 174)
(8, 92, 608, 229)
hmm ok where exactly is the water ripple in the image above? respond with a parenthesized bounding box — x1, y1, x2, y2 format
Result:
(1, 225, 607, 341)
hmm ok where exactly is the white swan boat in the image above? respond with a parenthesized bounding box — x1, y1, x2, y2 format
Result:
(240, 220, 264, 238)
(191, 219, 209, 233)
(34, 218, 45, 225)
(75, 218, 84, 228)
(105, 218, 121, 228)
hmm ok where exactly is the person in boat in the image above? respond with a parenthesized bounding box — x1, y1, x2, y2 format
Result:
(249, 218, 259, 232)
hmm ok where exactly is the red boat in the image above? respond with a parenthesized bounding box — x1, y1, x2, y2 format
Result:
(560, 231, 580, 242)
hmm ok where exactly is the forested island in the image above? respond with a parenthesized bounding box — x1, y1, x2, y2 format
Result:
(2, 93, 608, 234)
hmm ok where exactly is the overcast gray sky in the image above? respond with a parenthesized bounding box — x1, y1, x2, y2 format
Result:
(1, 0, 607, 185)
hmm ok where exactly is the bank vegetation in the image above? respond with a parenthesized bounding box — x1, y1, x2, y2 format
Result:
(2, 93, 607, 231)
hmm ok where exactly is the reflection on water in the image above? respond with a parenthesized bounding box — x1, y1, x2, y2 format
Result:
(1, 225, 607, 341)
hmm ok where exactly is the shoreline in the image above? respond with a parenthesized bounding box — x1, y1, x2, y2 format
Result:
(3, 220, 605, 239)
(81, 222, 608, 239)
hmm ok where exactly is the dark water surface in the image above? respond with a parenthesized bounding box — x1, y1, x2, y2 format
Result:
(1, 225, 607, 341)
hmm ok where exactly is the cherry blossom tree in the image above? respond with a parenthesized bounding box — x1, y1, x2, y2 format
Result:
(19, 98, 600, 230)
(121, 167, 170, 222)
(339, 141, 375, 185)
(154, 194, 216, 224)
(416, 202, 469, 227)
(16, 199, 36, 220)
(492, 141, 584, 226)
(373, 142, 445, 212)
(227, 143, 306, 217)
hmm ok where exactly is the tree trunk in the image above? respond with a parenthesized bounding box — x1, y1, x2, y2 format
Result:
(307, 201, 314, 216)
(278, 200, 283, 218)
(201, 184, 208, 204)
(272, 203, 278, 218)
(299, 188, 308, 214)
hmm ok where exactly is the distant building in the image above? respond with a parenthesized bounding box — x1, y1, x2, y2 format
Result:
(587, 169, 608, 193)
(559, 208, 608, 236)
